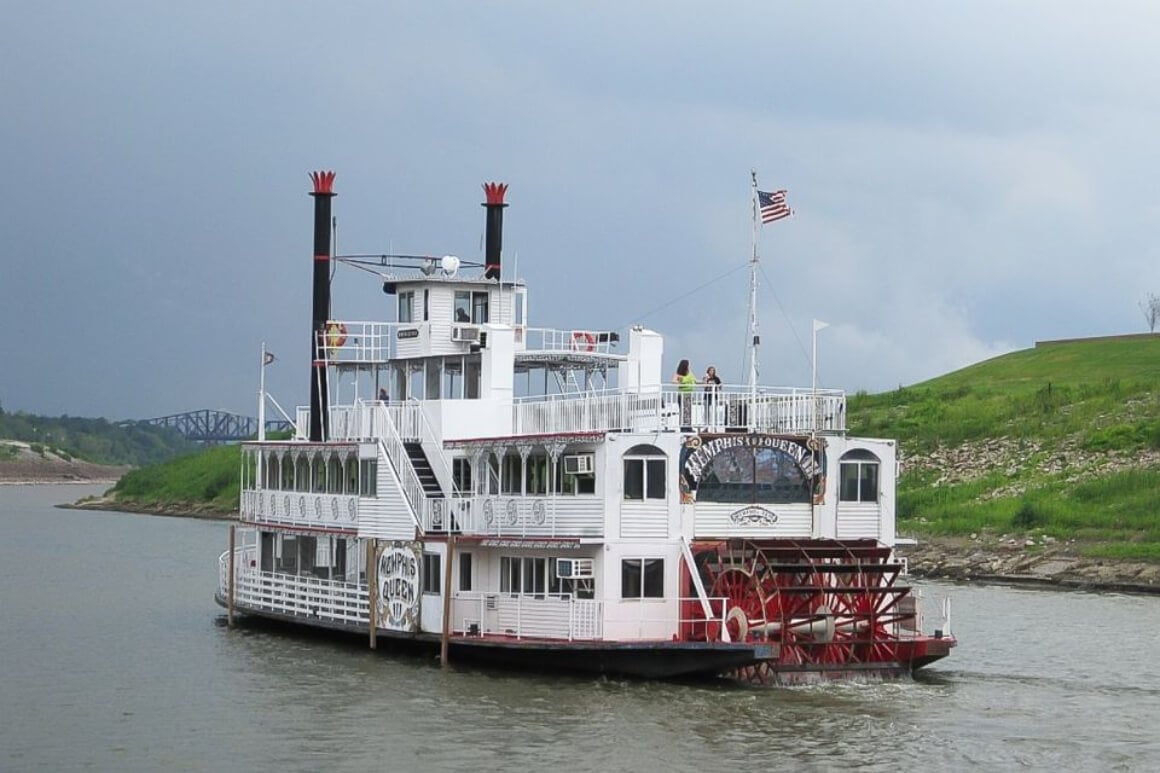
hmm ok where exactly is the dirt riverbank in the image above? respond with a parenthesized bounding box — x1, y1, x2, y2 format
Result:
(0, 441, 131, 486)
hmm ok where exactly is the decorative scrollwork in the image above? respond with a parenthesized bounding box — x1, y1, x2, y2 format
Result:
(431, 499, 445, 530)
(347, 498, 357, 521)
(505, 500, 519, 526)
(483, 499, 495, 526)
(531, 500, 546, 526)
(332, 499, 340, 520)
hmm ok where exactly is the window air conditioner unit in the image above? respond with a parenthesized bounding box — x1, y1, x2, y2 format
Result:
(563, 453, 594, 475)
(451, 325, 481, 343)
(556, 558, 595, 580)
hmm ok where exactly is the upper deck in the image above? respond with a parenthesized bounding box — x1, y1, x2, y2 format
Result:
(296, 383, 846, 443)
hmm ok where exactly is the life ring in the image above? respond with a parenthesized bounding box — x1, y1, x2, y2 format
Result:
(571, 331, 596, 352)
(326, 322, 348, 349)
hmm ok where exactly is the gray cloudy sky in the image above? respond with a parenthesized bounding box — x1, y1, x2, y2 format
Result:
(3, 2, 1158, 420)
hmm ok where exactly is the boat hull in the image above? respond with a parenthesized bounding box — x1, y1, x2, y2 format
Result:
(216, 594, 951, 683)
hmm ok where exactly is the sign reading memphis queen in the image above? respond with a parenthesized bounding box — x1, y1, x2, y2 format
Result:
(377, 541, 421, 632)
(681, 434, 823, 484)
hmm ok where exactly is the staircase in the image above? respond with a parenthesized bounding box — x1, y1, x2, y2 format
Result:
(404, 442, 443, 497)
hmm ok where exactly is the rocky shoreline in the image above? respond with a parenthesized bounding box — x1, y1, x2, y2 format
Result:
(898, 534, 1160, 595)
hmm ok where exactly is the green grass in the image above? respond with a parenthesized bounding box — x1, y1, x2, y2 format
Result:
(113, 444, 240, 512)
(850, 337, 1160, 452)
(866, 336, 1160, 557)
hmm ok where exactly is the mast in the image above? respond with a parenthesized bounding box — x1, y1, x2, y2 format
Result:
(747, 170, 760, 395)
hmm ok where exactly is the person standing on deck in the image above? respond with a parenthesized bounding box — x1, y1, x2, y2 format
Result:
(674, 359, 696, 430)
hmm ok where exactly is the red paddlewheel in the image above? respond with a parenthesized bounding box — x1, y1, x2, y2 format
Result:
(708, 567, 766, 643)
(690, 539, 918, 670)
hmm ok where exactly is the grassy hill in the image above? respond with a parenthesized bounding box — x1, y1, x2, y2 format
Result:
(108, 443, 241, 513)
(848, 335, 1160, 559)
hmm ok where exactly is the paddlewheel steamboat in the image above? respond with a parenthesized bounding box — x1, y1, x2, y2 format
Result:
(215, 172, 955, 684)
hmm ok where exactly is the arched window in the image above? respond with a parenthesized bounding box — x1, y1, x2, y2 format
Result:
(696, 446, 811, 504)
(623, 444, 665, 501)
(839, 449, 880, 503)
(267, 452, 281, 490)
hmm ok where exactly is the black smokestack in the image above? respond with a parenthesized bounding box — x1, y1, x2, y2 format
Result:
(482, 182, 508, 280)
(308, 170, 336, 442)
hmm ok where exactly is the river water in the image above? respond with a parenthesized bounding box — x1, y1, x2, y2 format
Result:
(2, 484, 1158, 772)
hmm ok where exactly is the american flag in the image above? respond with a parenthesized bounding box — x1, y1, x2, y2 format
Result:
(758, 189, 792, 224)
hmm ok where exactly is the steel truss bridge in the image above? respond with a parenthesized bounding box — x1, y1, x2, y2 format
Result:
(143, 410, 294, 445)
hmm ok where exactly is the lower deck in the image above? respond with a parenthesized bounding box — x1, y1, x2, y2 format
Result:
(217, 529, 954, 681)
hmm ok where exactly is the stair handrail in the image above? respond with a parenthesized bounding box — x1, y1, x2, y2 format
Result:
(408, 398, 463, 499)
(372, 401, 428, 535)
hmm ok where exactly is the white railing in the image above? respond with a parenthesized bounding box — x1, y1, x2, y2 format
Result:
(318, 320, 397, 364)
(298, 385, 844, 443)
(377, 431, 429, 536)
(240, 489, 360, 529)
(514, 384, 845, 436)
(422, 496, 602, 537)
(521, 327, 621, 357)
(324, 401, 422, 442)
(411, 399, 458, 496)
(219, 547, 369, 626)
(452, 593, 604, 641)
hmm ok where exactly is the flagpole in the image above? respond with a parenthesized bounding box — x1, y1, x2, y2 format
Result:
(812, 320, 829, 429)
(748, 170, 760, 402)
(811, 322, 819, 396)
(258, 341, 268, 442)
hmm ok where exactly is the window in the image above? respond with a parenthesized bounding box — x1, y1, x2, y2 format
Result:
(696, 447, 812, 504)
(422, 553, 442, 594)
(398, 291, 415, 323)
(454, 290, 489, 323)
(500, 454, 521, 494)
(500, 556, 521, 594)
(621, 558, 664, 599)
(624, 445, 666, 500)
(359, 460, 377, 497)
(840, 450, 880, 503)
(499, 556, 548, 596)
(452, 457, 472, 494)
(459, 552, 472, 592)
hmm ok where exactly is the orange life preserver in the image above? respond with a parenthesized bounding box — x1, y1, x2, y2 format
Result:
(571, 331, 596, 352)
(326, 322, 348, 349)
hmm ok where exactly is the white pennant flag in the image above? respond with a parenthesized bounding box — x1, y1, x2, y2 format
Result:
(813, 319, 830, 333)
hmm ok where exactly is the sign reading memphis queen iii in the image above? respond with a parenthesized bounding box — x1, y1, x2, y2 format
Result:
(682, 434, 822, 483)
(377, 541, 421, 632)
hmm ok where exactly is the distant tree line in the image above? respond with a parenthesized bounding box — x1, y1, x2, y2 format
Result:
(0, 405, 198, 466)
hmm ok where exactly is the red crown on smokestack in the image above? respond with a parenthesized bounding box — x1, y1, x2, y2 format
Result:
(310, 171, 336, 195)
(482, 182, 508, 206)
